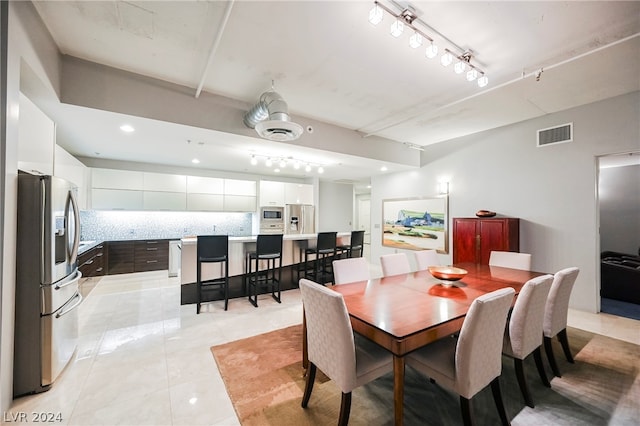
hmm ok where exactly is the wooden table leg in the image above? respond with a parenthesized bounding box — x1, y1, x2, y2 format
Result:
(393, 355, 404, 425)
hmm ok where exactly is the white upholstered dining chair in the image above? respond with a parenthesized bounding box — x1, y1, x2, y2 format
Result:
(413, 249, 440, 270)
(406, 287, 515, 426)
(299, 279, 393, 426)
(380, 253, 411, 277)
(502, 274, 554, 408)
(332, 257, 369, 285)
(489, 251, 532, 270)
(543, 267, 580, 377)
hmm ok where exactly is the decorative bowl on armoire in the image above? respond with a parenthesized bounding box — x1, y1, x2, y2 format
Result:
(475, 210, 496, 217)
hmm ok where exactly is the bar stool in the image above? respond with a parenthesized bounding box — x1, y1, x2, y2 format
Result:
(196, 235, 229, 313)
(303, 232, 337, 285)
(245, 234, 283, 307)
(337, 230, 365, 258)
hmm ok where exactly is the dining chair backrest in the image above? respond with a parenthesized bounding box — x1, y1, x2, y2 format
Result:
(489, 251, 532, 271)
(456, 287, 515, 399)
(380, 253, 411, 277)
(332, 257, 369, 285)
(414, 249, 440, 270)
(507, 274, 554, 358)
(544, 267, 580, 338)
(299, 279, 357, 391)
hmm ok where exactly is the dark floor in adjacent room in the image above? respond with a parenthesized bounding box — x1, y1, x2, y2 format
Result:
(601, 297, 640, 321)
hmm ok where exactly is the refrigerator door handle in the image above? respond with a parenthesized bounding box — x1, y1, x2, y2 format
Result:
(55, 292, 83, 319)
(54, 270, 82, 290)
(66, 189, 80, 265)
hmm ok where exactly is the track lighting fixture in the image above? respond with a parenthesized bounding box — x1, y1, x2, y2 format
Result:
(368, 1, 488, 88)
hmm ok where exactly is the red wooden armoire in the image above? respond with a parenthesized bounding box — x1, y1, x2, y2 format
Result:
(452, 217, 520, 264)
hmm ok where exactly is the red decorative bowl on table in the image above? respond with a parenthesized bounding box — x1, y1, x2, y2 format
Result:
(428, 266, 468, 286)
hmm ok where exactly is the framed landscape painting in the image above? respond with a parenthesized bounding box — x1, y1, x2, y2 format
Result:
(382, 196, 449, 253)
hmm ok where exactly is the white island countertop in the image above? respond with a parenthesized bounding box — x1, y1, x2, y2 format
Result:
(180, 233, 350, 244)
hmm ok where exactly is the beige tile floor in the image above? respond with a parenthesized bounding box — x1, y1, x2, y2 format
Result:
(5, 267, 639, 425)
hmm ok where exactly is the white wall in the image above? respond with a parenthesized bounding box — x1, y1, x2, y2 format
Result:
(318, 181, 354, 233)
(599, 164, 640, 254)
(371, 92, 640, 313)
(1, 1, 61, 411)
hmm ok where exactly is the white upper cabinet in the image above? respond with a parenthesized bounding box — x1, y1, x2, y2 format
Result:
(92, 189, 143, 210)
(259, 181, 285, 206)
(90, 168, 256, 212)
(225, 179, 256, 196)
(54, 145, 89, 209)
(186, 193, 224, 211)
(143, 191, 187, 211)
(18, 92, 55, 175)
(224, 195, 256, 212)
(92, 168, 144, 190)
(186, 176, 224, 194)
(143, 172, 186, 192)
(284, 183, 314, 205)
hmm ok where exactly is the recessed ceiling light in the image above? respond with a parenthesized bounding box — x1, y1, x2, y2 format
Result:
(120, 124, 135, 133)
(381, 166, 388, 172)
(191, 158, 200, 164)
(274, 168, 281, 173)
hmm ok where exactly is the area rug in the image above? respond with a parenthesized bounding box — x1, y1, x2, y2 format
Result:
(211, 325, 639, 425)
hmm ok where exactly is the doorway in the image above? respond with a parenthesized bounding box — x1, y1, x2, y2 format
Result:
(597, 151, 640, 320)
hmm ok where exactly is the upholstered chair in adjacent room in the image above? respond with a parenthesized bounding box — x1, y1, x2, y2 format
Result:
(299, 279, 393, 426)
(380, 253, 411, 277)
(502, 274, 554, 408)
(543, 267, 580, 377)
(489, 251, 532, 270)
(332, 257, 370, 285)
(406, 287, 516, 426)
(414, 249, 440, 270)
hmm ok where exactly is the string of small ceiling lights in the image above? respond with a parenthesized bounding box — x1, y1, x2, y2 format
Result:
(368, 1, 489, 87)
(250, 154, 326, 174)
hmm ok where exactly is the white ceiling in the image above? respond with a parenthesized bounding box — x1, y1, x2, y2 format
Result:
(30, 1, 640, 184)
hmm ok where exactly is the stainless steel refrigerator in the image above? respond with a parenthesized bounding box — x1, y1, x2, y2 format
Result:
(14, 172, 82, 396)
(285, 204, 315, 234)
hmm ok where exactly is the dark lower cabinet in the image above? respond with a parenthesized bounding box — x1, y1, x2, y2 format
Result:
(107, 241, 135, 274)
(78, 243, 106, 278)
(107, 239, 169, 275)
(134, 240, 169, 272)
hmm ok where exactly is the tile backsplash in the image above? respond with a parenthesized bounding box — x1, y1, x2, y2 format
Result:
(80, 210, 253, 241)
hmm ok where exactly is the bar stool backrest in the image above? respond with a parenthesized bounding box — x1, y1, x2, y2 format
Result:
(256, 234, 283, 256)
(317, 232, 337, 254)
(197, 235, 228, 261)
(350, 230, 365, 251)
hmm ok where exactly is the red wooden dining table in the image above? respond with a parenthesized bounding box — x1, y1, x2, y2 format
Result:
(303, 262, 546, 426)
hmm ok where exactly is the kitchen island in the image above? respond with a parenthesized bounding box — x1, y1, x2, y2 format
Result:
(180, 232, 351, 305)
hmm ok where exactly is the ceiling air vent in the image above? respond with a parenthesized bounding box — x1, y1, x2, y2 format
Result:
(537, 123, 573, 147)
(244, 91, 303, 142)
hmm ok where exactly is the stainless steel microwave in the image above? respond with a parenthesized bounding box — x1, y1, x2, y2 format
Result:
(260, 206, 284, 221)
